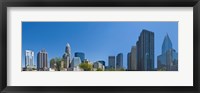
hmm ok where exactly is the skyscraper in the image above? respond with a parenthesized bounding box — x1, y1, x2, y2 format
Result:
(37, 49, 48, 71)
(25, 50, 34, 68)
(137, 29, 154, 71)
(127, 52, 131, 70)
(63, 43, 71, 70)
(130, 46, 137, 71)
(116, 53, 123, 70)
(74, 52, 85, 62)
(108, 56, 115, 69)
(157, 34, 178, 71)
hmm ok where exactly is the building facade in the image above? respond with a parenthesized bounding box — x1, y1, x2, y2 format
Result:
(108, 56, 115, 70)
(136, 29, 154, 71)
(127, 52, 131, 70)
(25, 50, 34, 69)
(93, 62, 104, 71)
(74, 52, 85, 62)
(37, 49, 48, 71)
(130, 46, 137, 71)
(157, 34, 178, 71)
(116, 53, 123, 70)
(71, 57, 82, 71)
(63, 43, 71, 69)
(98, 60, 106, 67)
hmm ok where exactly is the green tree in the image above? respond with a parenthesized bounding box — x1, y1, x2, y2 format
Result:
(79, 62, 93, 71)
(106, 68, 115, 71)
(158, 67, 167, 71)
(96, 68, 103, 71)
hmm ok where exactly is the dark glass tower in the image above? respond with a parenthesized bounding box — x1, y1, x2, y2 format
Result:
(116, 53, 123, 70)
(136, 29, 154, 71)
(108, 56, 115, 69)
(74, 52, 85, 62)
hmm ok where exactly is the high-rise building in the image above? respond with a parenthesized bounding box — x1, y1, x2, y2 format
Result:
(157, 34, 178, 71)
(25, 50, 34, 69)
(116, 53, 123, 70)
(98, 60, 106, 66)
(137, 29, 154, 71)
(74, 52, 85, 62)
(108, 56, 115, 69)
(63, 43, 71, 69)
(130, 46, 137, 71)
(37, 49, 48, 71)
(127, 52, 131, 70)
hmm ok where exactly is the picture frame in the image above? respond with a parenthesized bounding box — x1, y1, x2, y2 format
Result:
(0, 0, 200, 93)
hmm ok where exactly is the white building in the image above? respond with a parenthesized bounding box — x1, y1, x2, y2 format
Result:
(93, 62, 104, 71)
(25, 50, 34, 69)
(71, 57, 82, 71)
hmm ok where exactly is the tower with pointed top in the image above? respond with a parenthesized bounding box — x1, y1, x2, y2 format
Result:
(162, 34, 172, 53)
(63, 43, 71, 70)
(157, 34, 178, 71)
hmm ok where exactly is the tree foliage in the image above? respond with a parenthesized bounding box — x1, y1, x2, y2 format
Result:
(96, 68, 103, 71)
(79, 62, 93, 71)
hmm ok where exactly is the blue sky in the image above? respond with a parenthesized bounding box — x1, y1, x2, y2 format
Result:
(22, 22, 178, 69)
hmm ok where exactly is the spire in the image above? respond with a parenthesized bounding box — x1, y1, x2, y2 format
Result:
(162, 34, 172, 53)
(65, 43, 71, 54)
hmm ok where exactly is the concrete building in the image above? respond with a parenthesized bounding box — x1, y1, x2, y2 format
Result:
(37, 49, 48, 71)
(63, 43, 71, 70)
(25, 50, 34, 69)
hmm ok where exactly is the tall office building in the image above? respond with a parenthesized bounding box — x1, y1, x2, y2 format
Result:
(63, 43, 71, 69)
(130, 46, 137, 71)
(74, 52, 85, 62)
(116, 53, 123, 70)
(108, 56, 115, 69)
(127, 52, 131, 70)
(25, 50, 34, 68)
(157, 34, 178, 71)
(137, 29, 154, 71)
(37, 49, 48, 71)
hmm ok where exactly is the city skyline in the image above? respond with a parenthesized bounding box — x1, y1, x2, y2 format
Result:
(22, 22, 178, 69)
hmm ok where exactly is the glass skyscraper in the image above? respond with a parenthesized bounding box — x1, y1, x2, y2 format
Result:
(157, 34, 178, 71)
(136, 29, 154, 71)
(37, 49, 48, 71)
(74, 52, 85, 62)
(116, 53, 123, 70)
(108, 56, 115, 69)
